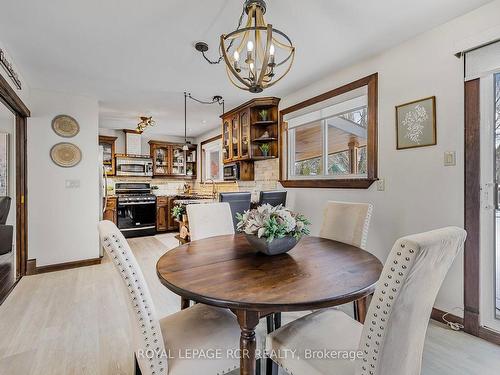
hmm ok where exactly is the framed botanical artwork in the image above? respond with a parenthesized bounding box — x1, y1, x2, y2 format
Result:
(396, 96, 436, 150)
(0, 133, 9, 196)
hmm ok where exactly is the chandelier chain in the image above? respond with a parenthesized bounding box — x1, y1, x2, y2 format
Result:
(200, 5, 246, 65)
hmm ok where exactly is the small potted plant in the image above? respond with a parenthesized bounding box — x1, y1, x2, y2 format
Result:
(236, 204, 310, 255)
(171, 204, 185, 222)
(258, 109, 268, 121)
(259, 143, 270, 157)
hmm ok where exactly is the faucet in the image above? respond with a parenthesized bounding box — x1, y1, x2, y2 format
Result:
(206, 179, 217, 200)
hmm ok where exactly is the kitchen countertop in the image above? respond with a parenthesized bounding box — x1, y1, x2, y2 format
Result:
(173, 198, 215, 205)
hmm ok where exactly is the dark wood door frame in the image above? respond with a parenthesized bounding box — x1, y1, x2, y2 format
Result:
(0, 72, 30, 280)
(464, 78, 500, 345)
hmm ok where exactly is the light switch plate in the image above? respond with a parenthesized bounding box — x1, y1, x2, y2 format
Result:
(444, 151, 456, 166)
(377, 178, 385, 191)
(65, 179, 80, 188)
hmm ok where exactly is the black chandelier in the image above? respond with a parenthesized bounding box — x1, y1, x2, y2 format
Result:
(195, 0, 295, 93)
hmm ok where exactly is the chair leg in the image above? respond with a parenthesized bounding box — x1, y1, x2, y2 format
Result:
(274, 313, 281, 329)
(180, 297, 190, 310)
(134, 353, 142, 375)
(354, 296, 368, 323)
(265, 313, 280, 375)
(256, 358, 261, 375)
(266, 314, 275, 333)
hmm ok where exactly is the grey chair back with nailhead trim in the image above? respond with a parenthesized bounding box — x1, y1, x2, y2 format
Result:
(99, 220, 167, 375)
(356, 227, 466, 375)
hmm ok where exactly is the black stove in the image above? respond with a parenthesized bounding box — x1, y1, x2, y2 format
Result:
(115, 183, 157, 238)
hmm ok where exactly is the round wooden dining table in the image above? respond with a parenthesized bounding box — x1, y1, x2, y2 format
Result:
(156, 234, 383, 375)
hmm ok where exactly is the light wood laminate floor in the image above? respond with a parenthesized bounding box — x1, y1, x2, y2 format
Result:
(0, 233, 499, 375)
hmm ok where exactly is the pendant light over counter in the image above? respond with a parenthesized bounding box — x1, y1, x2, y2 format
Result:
(183, 92, 224, 150)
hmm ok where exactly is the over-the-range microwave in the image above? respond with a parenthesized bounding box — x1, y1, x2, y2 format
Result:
(115, 155, 153, 177)
(223, 163, 240, 181)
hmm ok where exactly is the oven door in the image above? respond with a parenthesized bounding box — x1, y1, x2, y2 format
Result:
(117, 201, 156, 237)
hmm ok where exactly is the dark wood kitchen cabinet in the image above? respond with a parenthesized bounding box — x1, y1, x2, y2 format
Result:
(103, 197, 117, 224)
(220, 97, 279, 181)
(156, 196, 168, 232)
(221, 97, 280, 163)
(148, 141, 197, 179)
(99, 135, 117, 175)
(167, 197, 179, 231)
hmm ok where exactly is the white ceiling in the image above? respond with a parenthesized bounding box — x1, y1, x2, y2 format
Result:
(0, 0, 492, 136)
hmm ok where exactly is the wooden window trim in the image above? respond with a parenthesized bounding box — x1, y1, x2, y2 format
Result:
(200, 134, 222, 183)
(0, 72, 30, 283)
(463, 77, 500, 346)
(279, 73, 378, 189)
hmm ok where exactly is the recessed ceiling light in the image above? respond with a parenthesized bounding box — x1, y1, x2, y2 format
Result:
(202, 120, 207, 124)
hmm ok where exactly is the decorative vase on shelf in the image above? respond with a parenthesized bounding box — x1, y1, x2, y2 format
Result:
(245, 234, 299, 256)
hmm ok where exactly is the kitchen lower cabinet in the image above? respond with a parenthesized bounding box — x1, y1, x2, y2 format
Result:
(156, 196, 168, 232)
(103, 197, 117, 224)
(167, 197, 179, 231)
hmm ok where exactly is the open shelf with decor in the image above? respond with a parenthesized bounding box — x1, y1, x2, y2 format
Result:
(221, 97, 280, 168)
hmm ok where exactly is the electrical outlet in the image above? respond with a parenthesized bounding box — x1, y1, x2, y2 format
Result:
(377, 178, 385, 191)
(444, 151, 456, 166)
(65, 179, 80, 189)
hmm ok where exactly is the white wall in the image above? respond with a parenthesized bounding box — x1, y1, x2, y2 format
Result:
(28, 89, 100, 266)
(280, 0, 500, 315)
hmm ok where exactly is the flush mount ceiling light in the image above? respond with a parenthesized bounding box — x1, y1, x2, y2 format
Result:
(136, 116, 155, 132)
(195, 0, 295, 93)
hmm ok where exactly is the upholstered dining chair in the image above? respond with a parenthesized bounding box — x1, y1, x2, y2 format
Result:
(319, 201, 373, 250)
(186, 202, 234, 242)
(98, 220, 262, 375)
(319, 201, 373, 321)
(219, 192, 252, 230)
(265, 227, 467, 375)
(259, 191, 287, 208)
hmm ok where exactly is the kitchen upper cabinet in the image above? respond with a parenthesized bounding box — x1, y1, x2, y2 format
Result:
(222, 119, 231, 163)
(150, 143, 170, 176)
(99, 135, 117, 175)
(221, 97, 280, 164)
(239, 108, 250, 160)
(148, 141, 196, 179)
(171, 145, 186, 176)
(231, 115, 240, 160)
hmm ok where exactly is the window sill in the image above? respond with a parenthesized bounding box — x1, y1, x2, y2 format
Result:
(279, 178, 377, 189)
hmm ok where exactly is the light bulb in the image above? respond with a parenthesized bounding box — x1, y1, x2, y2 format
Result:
(233, 50, 239, 61)
(249, 62, 255, 72)
(247, 40, 254, 52)
(269, 44, 275, 56)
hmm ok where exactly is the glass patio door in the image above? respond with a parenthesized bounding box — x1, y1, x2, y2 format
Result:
(479, 71, 500, 332)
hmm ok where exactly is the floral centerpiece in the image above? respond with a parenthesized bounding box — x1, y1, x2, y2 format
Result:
(236, 204, 310, 255)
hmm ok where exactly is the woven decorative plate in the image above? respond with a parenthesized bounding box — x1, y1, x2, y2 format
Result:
(50, 143, 82, 168)
(51, 115, 80, 137)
